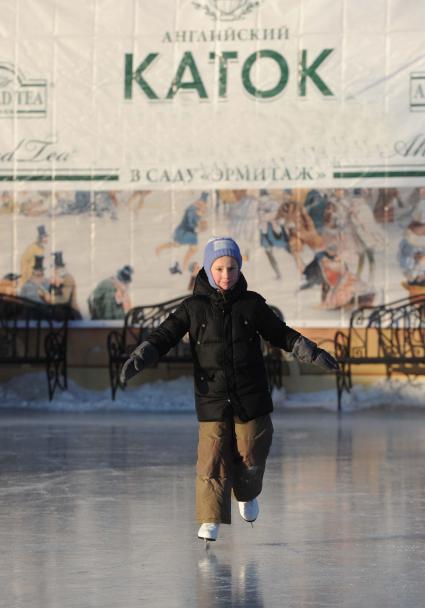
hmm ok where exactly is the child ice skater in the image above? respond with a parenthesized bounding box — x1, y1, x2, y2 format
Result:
(120, 237, 338, 542)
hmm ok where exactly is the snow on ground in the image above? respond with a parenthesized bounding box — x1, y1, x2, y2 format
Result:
(1, 372, 425, 413)
(273, 378, 425, 412)
(0, 373, 195, 413)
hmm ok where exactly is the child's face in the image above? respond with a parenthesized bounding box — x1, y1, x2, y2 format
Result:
(211, 256, 239, 291)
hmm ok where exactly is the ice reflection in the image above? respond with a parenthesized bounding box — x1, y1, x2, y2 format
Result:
(197, 554, 264, 608)
(0, 412, 425, 607)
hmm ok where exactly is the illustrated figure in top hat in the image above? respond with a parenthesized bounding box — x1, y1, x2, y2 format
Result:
(20, 256, 52, 304)
(155, 192, 209, 274)
(0, 272, 20, 296)
(88, 265, 133, 320)
(49, 251, 82, 319)
(20, 225, 49, 287)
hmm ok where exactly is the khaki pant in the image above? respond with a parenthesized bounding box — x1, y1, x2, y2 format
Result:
(196, 414, 273, 524)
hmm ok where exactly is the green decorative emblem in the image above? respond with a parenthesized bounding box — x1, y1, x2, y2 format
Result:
(0, 62, 47, 118)
(192, 0, 262, 21)
(410, 73, 425, 112)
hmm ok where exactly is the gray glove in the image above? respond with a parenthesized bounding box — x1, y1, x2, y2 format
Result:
(292, 335, 339, 371)
(120, 341, 159, 384)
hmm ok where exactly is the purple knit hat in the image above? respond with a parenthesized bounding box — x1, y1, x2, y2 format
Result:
(203, 237, 242, 288)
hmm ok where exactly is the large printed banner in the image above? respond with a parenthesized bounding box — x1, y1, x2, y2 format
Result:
(1, 1, 425, 325)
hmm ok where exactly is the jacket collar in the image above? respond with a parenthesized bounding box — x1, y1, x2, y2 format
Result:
(193, 268, 247, 305)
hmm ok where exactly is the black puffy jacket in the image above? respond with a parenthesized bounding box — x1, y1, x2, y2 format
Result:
(146, 269, 301, 422)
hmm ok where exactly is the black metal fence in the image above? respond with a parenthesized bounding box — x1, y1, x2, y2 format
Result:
(334, 295, 425, 411)
(0, 294, 70, 400)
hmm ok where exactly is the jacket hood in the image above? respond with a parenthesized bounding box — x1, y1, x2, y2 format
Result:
(193, 267, 248, 304)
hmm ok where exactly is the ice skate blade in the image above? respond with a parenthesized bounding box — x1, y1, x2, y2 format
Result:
(199, 537, 215, 551)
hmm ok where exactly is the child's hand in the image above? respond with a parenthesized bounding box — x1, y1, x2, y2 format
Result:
(120, 355, 140, 384)
(120, 341, 159, 384)
(292, 335, 339, 371)
(313, 349, 339, 371)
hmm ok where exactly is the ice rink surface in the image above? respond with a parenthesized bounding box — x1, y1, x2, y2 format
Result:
(1, 410, 425, 608)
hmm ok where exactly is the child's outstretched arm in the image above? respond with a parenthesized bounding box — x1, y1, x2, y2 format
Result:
(255, 299, 339, 371)
(120, 301, 190, 383)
